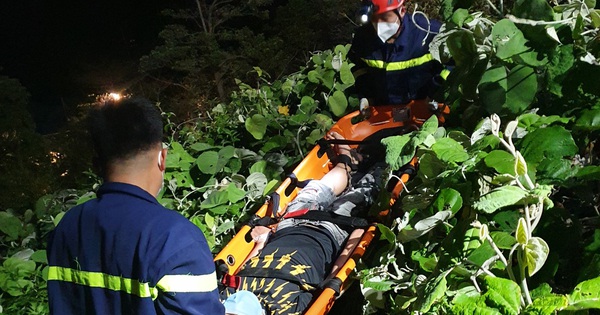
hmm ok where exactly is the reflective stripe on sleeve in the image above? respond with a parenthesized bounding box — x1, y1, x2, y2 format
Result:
(440, 68, 451, 80)
(48, 266, 217, 301)
(156, 272, 219, 294)
(362, 53, 434, 71)
(47, 266, 158, 299)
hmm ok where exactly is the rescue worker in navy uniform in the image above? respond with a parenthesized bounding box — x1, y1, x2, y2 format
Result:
(350, 0, 449, 106)
(222, 132, 384, 315)
(47, 97, 225, 314)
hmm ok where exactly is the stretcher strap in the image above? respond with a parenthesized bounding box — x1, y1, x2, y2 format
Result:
(288, 211, 370, 229)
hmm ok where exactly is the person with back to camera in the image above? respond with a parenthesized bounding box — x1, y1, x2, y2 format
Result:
(350, 0, 450, 110)
(46, 97, 225, 314)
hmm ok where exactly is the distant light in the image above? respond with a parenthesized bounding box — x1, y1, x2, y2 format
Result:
(108, 93, 122, 100)
(360, 14, 370, 24)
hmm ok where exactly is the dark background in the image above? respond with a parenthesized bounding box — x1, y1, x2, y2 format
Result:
(0, 0, 165, 133)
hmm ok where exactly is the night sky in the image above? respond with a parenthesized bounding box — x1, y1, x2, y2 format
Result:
(0, 0, 165, 133)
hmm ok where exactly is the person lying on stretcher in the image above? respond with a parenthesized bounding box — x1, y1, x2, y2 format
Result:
(221, 132, 387, 315)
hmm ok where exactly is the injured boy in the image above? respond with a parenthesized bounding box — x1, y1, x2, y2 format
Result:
(221, 132, 386, 315)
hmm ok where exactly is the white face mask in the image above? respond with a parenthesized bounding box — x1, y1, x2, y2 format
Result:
(375, 18, 400, 43)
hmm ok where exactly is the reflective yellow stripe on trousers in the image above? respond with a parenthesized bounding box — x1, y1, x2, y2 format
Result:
(362, 53, 434, 71)
(48, 266, 218, 300)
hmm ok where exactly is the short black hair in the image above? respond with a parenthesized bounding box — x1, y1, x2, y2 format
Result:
(88, 97, 163, 169)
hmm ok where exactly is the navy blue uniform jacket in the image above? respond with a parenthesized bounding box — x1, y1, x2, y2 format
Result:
(47, 182, 225, 314)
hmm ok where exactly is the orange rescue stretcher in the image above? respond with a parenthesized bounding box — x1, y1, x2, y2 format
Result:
(214, 99, 448, 314)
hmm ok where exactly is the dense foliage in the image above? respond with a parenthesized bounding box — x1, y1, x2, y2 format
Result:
(1, 0, 599, 314)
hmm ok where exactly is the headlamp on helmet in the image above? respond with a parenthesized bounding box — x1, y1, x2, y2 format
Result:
(357, 0, 405, 24)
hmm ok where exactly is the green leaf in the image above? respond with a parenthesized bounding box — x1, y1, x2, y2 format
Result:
(200, 190, 229, 210)
(299, 96, 317, 115)
(418, 272, 448, 312)
(575, 109, 600, 131)
(485, 150, 516, 175)
(260, 135, 288, 153)
(245, 114, 268, 140)
(512, 0, 554, 21)
(196, 151, 219, 174)
(377, 224, 396, 244)
(431, 188, 463, 214)
(328, 90, 348, 117)
(520, 126, 578, 165)
(446, 30, 478, 68)
(382, 134, 413, 170)
(473, 186, 528, 213)
(398, 211, 453, 242)
(566, 276, 600, 310)
(0, 212, 22, 240)
(506, 65, 537, 114)
(431, 137, 469, 163)
(451, 8, 472, 27)
(30, 250, 47, 264)
(490, 231, 517, 249)
(483, 277, 522, 315)
(525, 236, 549, 276)
(226, 184, 246, 203)
(339, 62, 355, 85)
(516, 217, 529, 245)
(479, 66, 508, 114)
(492, 20, 530, 61)
(524, 295, 568, 315)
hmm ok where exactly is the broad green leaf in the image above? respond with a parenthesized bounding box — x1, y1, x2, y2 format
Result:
(382, 134, 413, 170)
(30, 250, 47, 264)
(200, 190, 229, 209)
(53, 212, 65, 226)
(483, 277, 522, 315)
(515, 152, 528, 176)
(451, 8, 472, 27)
(520, 126, 578, 165)
(0, 212, 21, 240)
(479, 66, 508, 115)
(473, 186, 528, 213)
(485, 150, 516, 175)
(431, 137, 469, 163)
(431, 188, 463, 214)
(525, 236, 549, 276)
(226, 184, 245, 203)
(492, 20, 529, 60)
(398, 210, 453, 242)
(196, 151, 219, 174)
(339, 62, 355, 85)
(575, 109, 600, 131)
(506, 65, 537, 114)
(362, 276, 395, 292)
(512, 0, 554, 21)
(216, 146, 235, 173)
(299, 96, 317, 115)
(377, 224, 396, 244)
(516, 217, 529, 245)
(418, 273, 448, 312)
(205, 213, 215, 229)
(263, 179, 279, 196)
(490, 231, 517, 249)
(307, 70, 320, 83)
(446, 30, 478, 67)
(328, 90, 348, 117)
(246, 172, 268, 198)
(250, 160, 267, 174)
(547, 45, 575, 97)
(566, 276, 600, 309)
(416, 151, 446, 180)
(523, 295, 568, 315)
(245, 114, 268, 140)
(261, 135, 288, 153)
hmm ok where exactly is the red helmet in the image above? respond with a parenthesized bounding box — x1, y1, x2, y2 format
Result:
(371, 0, 405, 15)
